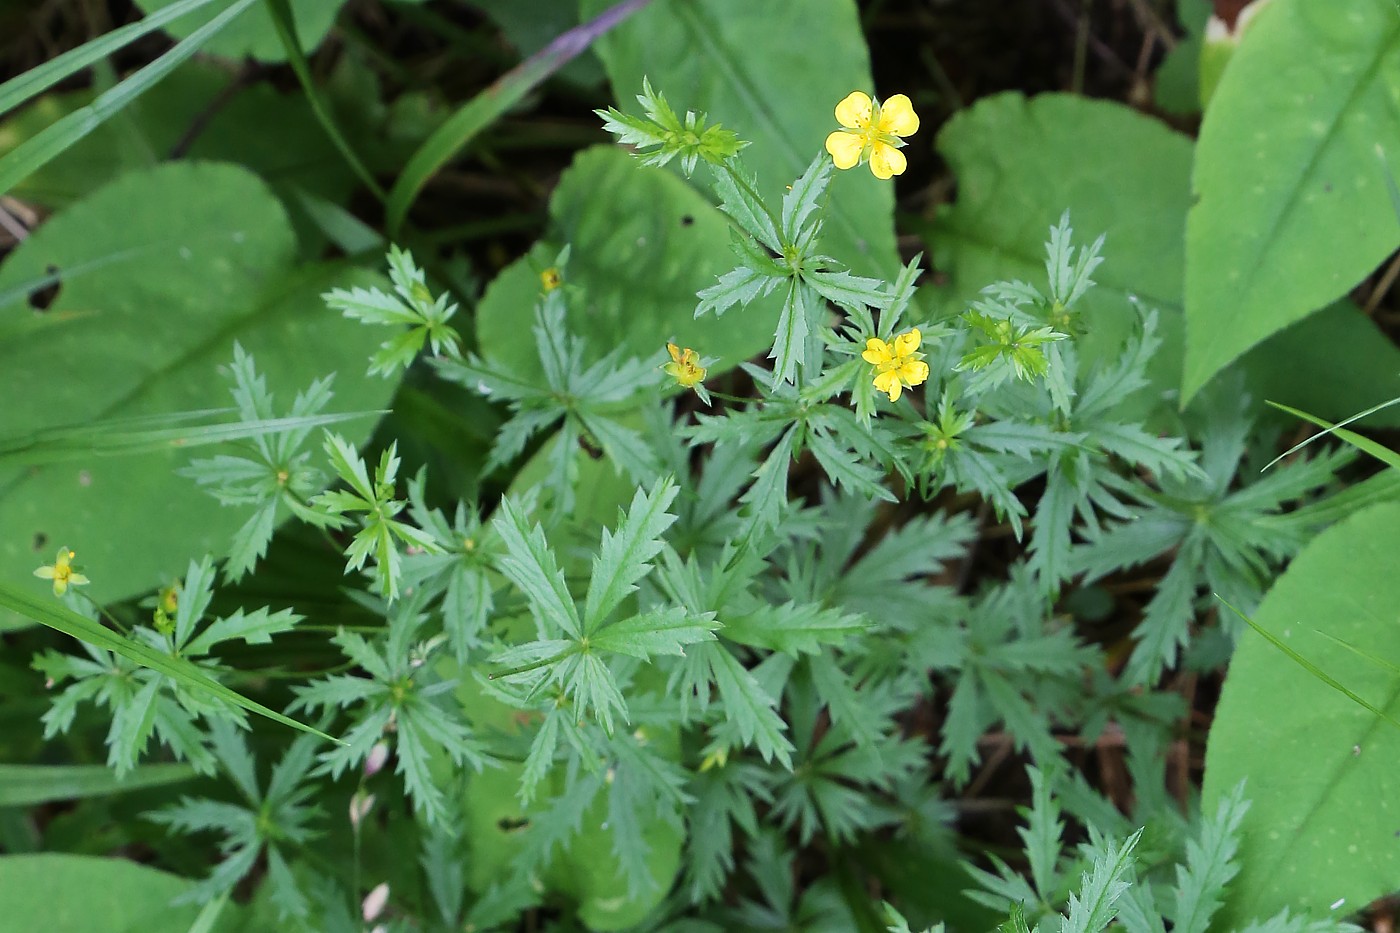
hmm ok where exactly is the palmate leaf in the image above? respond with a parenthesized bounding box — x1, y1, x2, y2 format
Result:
(1061, 829, 1142, 933)
(770, 279, 814, 385)
(492, 497, 582, 639)
(583, 477, 679, 632)
(1173, 784, 1249, 933)
(712, 162, 783, 252)
(740, 424, 798, 532)
(696, 263, 778, 318)
(695, 641, 793, 767)
(590, 606, 717, 660)
(804, 269, 890, 312)
(779, 153, 833, 246)
(722, 600, 863, 655)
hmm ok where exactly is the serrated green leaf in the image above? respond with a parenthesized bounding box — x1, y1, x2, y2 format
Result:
(584, 478, 679, 632)
(492, 497, 582, 639)
(590, 606, 718, 660)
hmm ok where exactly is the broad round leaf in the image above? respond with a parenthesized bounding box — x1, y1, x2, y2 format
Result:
(0, 162, 395, 605)
(132, 0, 345, 62)
(928, 91, 1400, 425)
(1182, 0, 1400, 403)
(1203, 501, 1400, 921)
(476, 145, 777, 375)
(582, 0, 900, 279)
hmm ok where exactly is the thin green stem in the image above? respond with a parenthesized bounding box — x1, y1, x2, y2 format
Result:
(488, 646, 577, 681)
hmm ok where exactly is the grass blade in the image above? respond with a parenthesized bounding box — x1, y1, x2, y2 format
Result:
(0, 0, 259, 199)
(1264, 400, 1400, 471)
(0, 0, 224, 119)
(0, 410, 384, 467)
(385, 0, 654, 233)
(1216, 593, 1400, 732)
(0, 762, 195, 807)
(264, 0, 386, 201)
(0, 580, 342, 745)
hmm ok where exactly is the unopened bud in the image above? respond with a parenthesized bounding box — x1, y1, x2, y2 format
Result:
(365, 741, 389, 777)
(349, 792, 375, 829)
(362, 882, 389, 922)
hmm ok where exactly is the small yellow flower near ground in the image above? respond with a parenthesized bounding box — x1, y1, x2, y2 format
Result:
(862, 328, 930, 402)
(540, 267, 562, 292)
(33, 547, 89, 597)
(825, 91, 920, 180)
(153, 581, 180, 633)
(663, 343, 707, 389)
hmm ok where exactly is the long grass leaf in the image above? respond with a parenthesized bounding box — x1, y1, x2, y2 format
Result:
(385, 0, 653, 233)
(1264, 400, 1400, 471)
(0, 0, 224, 119)
(185, 892, 231, 933)
(0, 762, 195, 806)
(0, 581, 342, 744)
(264, 0, 386, 200)
(1216, 594, 1400, 732)
(0, 411, 383, 467)
(1314, 628, 1400, 678)
(0, 0, 259, 199)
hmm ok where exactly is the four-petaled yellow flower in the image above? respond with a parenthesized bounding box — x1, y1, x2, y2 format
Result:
(664, 343, 707, 389)
(862, 329, 930, 402)
(825, 91, 919, 180)
(34, 547, 89, 597)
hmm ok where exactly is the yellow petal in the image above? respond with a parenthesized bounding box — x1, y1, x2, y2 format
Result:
(825, 131, 865, 170)
(68, 572, 90, 588)
(873, 370, 903, 401)
(878, 94, 920, 137)
(861, 337, 893, 365)
(833, 91, 873, 129)
(33, 566, 56, 580)
(666, 342, 683, 364)
(900, 359, 931, 387)
(893, 328, 922, 356)
(869, 143, 907, 180)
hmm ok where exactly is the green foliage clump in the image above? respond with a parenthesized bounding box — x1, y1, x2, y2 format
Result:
(3, 2, 1397, 930)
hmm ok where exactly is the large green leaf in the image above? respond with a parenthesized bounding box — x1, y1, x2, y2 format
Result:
(928, 91, 1400, 425)
(0, 854, 246, 932)
(1182, 0, 1400, 403)
(476, 144, 777, 374)
(1202, 501, 1400, 921)
(132, 0, 346, 62)
(930, 93, 1189, 366)
(581, 0, 900, 279)
(462, 758, 682, 930)
(0, 162, 396, 604)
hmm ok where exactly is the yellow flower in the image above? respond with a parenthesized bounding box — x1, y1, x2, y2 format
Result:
(825, 91, 919, 180)
(153, 581, 180, 634)
(33, 547, 89, 597)
(862, 328, 930, 402)
(663, 342, 707, 389)
(540, 267, 562, 292)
